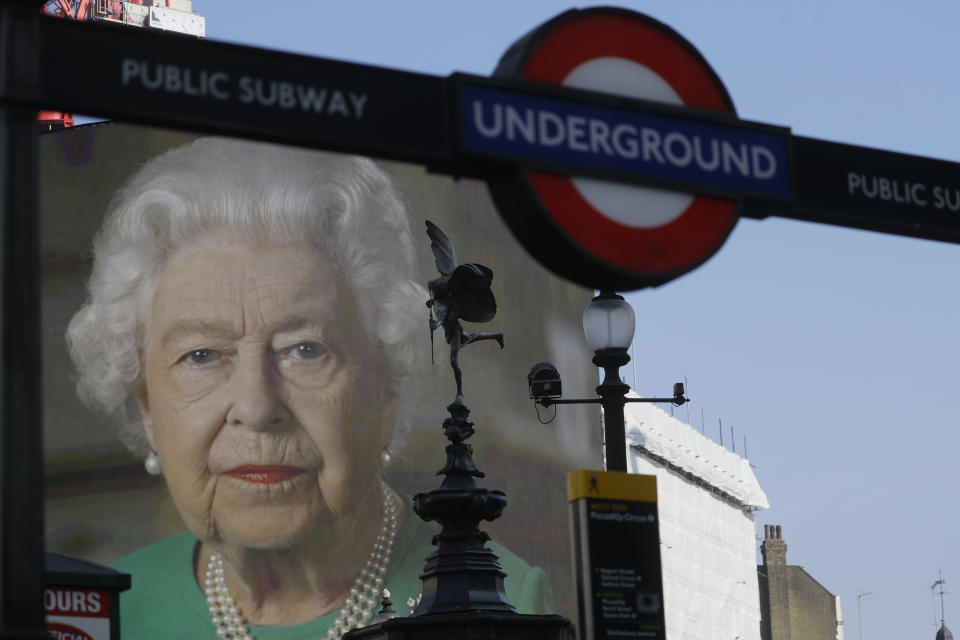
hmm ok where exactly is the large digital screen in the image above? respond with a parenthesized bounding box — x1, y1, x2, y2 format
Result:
(40, 123, 600, 637)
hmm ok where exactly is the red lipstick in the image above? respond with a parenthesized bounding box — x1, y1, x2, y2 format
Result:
(226, 465, 307, 484)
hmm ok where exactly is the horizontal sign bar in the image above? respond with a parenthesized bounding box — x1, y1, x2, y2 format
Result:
(457, 79, 793, 201)
(744, 137, 960, 243)
(36, 18, 449, 163)
(21, 17, 960, 245)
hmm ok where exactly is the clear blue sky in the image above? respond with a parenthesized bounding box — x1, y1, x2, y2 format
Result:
(197, 2, 958, 638)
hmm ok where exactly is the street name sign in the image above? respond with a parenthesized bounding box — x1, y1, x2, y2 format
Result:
(37, 17, 449, 163)
(744, 136, 960, 244)
(569, 470, 666, 640)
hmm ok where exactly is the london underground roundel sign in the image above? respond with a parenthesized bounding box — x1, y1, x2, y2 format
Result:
(488, 8, 741, 291)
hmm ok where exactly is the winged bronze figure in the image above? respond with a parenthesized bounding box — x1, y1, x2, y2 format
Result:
(425, 220, 503, 405)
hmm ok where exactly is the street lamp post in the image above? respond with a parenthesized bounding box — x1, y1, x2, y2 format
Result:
(531, 291, 688, 473)
(583, 292, 636, 472)
(594, 346, 631, 471)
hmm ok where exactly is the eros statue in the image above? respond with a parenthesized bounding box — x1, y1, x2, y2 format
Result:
(425, 220, 503, 406)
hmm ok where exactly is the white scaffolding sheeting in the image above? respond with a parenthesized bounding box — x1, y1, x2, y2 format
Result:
(623, 397, 768, 640)
(624, 396, 769, 509)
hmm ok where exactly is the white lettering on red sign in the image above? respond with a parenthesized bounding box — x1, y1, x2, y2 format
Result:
(44, 588, 109, 618)
(47, 621, 95, 640)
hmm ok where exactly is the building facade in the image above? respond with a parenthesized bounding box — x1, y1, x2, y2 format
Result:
(758, 525, 843, 640)
(624, 398, 769, 640)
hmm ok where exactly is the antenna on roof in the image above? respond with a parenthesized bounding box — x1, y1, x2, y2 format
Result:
(932, 576, 940, 631)
(719, 417, 723, 447)
(701, 407, 705, 435)
(931, 571, 947, 625)
(731, 424, 735, 453)
(942, 573, 948, 622)
(684, 375, 691, 425)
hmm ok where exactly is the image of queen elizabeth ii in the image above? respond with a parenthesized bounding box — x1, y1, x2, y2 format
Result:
(64, 137, 553, 639)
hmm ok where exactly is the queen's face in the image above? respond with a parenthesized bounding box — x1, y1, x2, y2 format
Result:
(138, 231, 392, 551)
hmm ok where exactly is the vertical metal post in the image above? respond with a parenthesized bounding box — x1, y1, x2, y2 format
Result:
(594, 349, 630, 473)
(857, 589, 873, 640)
(0, 2, 47, 638)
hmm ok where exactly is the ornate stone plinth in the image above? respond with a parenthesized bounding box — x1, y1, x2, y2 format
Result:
(410, 402, 512, 616)
(345, 402, 573, 640)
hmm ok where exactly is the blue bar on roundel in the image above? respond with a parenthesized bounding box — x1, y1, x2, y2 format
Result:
(460, 82, 792, 200)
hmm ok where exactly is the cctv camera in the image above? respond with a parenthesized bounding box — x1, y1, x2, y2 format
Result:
(528, 362, 562, 400)
(672, 382, 687, 406)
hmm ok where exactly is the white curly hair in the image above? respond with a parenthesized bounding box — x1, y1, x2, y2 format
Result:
(66, 137, 427, 458)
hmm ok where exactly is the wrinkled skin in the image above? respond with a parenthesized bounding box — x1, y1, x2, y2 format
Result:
(137, 230, 397, 623)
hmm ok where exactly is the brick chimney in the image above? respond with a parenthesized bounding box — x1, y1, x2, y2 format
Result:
(761, 524, 787, 566)
(759, 524, 791, 640)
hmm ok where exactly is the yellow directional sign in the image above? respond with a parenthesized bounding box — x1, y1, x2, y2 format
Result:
(569, 470, 666, 640)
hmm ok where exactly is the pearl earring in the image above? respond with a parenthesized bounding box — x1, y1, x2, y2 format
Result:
(144, 451, 162, 476)
(381, 448, 392, 467)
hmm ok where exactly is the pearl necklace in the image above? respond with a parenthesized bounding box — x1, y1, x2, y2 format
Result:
(203, 482, 399, 640)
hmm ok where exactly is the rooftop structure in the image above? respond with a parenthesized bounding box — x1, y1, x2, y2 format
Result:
(937, 621, 953, 640)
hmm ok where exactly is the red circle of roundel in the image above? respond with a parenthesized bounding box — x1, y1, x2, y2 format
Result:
(519, 12, 739, 276)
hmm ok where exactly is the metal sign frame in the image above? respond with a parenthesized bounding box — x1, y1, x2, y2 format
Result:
(17, 12, 960, 248)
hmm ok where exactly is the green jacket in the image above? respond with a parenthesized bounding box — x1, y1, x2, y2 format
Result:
(111, 513, 554, 639)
